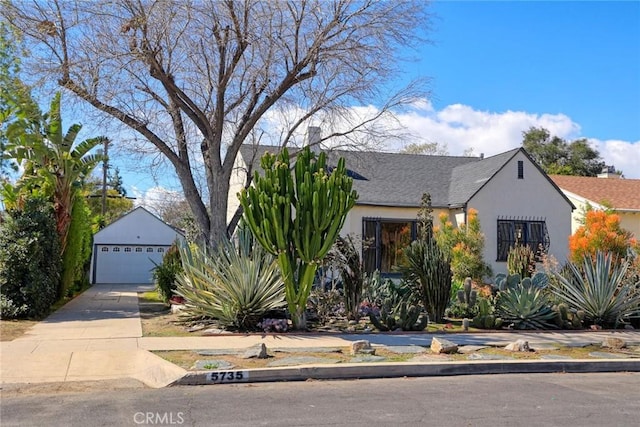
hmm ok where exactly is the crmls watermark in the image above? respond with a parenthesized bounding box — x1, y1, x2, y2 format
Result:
(133, 412, 185, 425)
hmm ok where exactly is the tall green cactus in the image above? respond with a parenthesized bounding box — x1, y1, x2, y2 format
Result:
(238, 146, 357, 329)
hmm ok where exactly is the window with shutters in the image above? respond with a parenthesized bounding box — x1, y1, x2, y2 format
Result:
(497, 218, 549, 261)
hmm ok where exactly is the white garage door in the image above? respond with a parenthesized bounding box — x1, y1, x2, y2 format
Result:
(95, 245, 169, 284)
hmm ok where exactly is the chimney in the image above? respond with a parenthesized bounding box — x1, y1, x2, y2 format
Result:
(305, 126, 322, 153)
(597, 165, 622, 179)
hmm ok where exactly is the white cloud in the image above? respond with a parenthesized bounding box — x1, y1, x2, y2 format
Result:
(132, 186, 184, 215)
(382, 101, 639, 179)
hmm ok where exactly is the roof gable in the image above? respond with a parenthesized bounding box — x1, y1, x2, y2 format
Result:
(94, 206, 184, 245)
(550, 175, 640, 211)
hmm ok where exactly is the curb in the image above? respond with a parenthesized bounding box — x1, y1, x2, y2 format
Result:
(171, 359, 640, 386)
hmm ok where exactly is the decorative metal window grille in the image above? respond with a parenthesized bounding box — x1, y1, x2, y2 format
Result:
(497, 216, 549, 262)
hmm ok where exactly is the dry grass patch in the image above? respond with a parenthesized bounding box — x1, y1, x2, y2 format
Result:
(0, 319, 38, 341)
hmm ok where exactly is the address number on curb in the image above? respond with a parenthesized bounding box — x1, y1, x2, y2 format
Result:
(207, 371, 249, 383)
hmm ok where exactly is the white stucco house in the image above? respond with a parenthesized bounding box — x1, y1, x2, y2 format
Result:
(230, 144, 575, 276)
(550, 172, 640, 238)
(90, 206, 184, 284)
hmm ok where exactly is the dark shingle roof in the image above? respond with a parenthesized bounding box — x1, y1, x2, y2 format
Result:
(238, 145, 527, 208)
(448, 148, 520, 206)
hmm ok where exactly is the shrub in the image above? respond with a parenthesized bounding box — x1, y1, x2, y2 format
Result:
(0, 196, 62, 318)
(175, 240, 286, 331)
(153, 242, 182, 303)
(550, 251, 640, 327)
(434, 208, 492, 282)
(569, 210, 637, 264)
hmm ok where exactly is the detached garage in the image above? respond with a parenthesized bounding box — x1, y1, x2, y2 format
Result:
(90, 207, 184, 284)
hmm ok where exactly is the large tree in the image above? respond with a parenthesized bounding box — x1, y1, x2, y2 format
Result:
(3, 0, 431, 248)
(522, 127, 607, 176)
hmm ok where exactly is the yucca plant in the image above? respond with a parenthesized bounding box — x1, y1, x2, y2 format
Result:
(496, 285, 557, 330)
(550, 251, 640, 327)
(175, 240, 286, 331)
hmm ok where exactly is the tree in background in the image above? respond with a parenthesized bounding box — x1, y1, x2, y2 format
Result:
(434, 208, 492, 282)
(569, 210, 637, 264)
(522, 127, 607, 176)
(401, 142, 449, 156)
(4, 93, 105, 297)
(239, 147, 357, 329)
(4, 0, 432, 248)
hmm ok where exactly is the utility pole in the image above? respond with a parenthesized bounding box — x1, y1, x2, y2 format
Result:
(101, 138, 109, 216)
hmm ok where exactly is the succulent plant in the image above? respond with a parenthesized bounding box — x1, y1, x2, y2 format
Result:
(507, 245, 537, 278)
(471, 297, 503, 329)
(369, 298, 428, 332)
(496, 285, 557, 330)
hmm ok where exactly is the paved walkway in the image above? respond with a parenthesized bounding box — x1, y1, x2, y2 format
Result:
(2, 284, 639, 388)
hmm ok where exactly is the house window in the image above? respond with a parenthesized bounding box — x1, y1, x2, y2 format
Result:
(497, 219, 549, 261)
(518, 161, 524, 179)
(146, 248, 154, 252)
(157, 248, 164, 253)
(363, 218, 417, 274)
(135, 247, 143, 252)
(101, 247, 109, 252)
(124, 247, 132, 252)
(113, 247, 120, 252)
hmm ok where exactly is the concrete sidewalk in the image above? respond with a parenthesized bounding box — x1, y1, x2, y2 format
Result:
(0, 284, 185, 388)
(2, 284, 639, 389)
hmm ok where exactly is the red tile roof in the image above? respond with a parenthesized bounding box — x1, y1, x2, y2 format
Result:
(550, 175, 640, 211)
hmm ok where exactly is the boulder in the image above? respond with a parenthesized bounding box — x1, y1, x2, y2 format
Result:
(241, 343, 269, 359)
(504, 339, 531, 352)
(601, 337, 626, 349)
(350, 340, 375, 355)
(431, 337, 458, 354)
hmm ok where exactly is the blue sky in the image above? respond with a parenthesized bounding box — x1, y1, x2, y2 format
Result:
(103, 0, 640, 206)
(414, 0, 640, 142)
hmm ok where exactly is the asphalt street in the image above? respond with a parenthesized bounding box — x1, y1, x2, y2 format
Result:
(2, 372, 639, 426)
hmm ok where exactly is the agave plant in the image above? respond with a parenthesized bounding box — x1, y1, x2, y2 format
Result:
(550, 251, 640, 327)
(175, 239, 286, 331)
(496, 285, 557, 330)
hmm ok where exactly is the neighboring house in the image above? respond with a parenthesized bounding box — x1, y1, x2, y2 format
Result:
(90, 207, 184, 284)
(550, 172, 640, 238)
(230, 144, 574, 276)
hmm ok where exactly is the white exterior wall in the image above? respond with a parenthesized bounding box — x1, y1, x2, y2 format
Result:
(227, 154, 248, 225)
(468, 152, 573, 275)
(563, 192, 640, 238)
(91, 207, 184, 284)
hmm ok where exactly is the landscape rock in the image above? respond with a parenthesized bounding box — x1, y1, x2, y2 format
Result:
(350, 355, 386, 363)
(350, 340, 375, 356)
(457, 345, 489, 354)
(430, 337, 458, 354)
(384, 346, 427, 354)
(601, 337, 626, 349)
(504, 340, 532, 352)
(467, 353, 513, 361)
(241, 343, 269, 359)
(202, 328, 225, 335)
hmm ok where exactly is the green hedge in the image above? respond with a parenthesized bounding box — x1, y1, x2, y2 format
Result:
(0, 196, 62, 318)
